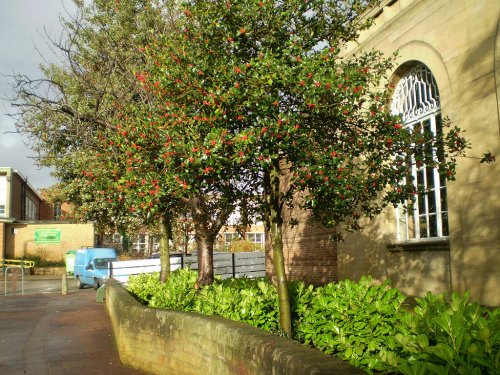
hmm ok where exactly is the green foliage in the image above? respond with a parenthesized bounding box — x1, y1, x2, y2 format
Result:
(128, 273, 499, 374)
(294, 276, 406, 371)
(194, 278, 280, 332)
(126, 272, 162, 304)
(148, 268, 199, 310)
(381, 292, 500, 375)
(288, 280, 316, 327)
(127, 270, 280, 331)
(223, 239, 262, 253)
(127, 269, 198, 309)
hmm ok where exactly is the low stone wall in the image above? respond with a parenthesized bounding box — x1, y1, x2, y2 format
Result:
(105, 279, 363, 375)
(31, 266, 65, 276)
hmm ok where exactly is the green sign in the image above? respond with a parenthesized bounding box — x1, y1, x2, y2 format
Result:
(35, 229, 61, 244)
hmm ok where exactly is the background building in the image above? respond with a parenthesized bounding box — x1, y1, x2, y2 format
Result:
(1, 167, 94, 262)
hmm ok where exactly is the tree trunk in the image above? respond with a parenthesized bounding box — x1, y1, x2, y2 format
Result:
(195, 234, 214, 287)
(95, 231, 104, 247)
(159, 214, 171, 283)
(267, 164, 292, 337)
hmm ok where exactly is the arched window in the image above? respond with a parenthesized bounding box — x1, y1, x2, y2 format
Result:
(391, 64, 448, 240)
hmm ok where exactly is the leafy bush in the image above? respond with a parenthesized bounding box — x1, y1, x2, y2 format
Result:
(218, 240, 263, 252)
(127, 273, 499, 374)
(380, 292, 500, 375)
(294, 276, 406, 372)
(194, 277, 280, 332)
(148, 268, 198, 310)
(288, 280, 315, 330)
(229, 239, 263, 252)
(127, 272, 162, 304)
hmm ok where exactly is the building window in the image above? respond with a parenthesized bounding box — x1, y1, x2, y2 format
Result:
(246, 233, 264, 249)
(54, 203, 62, 220)
(131, 234, 147, 252)
(25, 196, 38, 221)
(0, 176, 6, 218)
(391, 64, 448, 241)
(224, 233, 240, 246)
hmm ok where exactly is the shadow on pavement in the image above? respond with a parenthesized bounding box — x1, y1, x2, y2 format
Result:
(0, 287, 145, 375)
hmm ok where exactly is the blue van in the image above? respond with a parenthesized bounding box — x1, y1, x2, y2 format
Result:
(74, 248, 118, 290)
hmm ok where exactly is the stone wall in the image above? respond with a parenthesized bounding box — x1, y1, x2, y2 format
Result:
(105, 279, 362, 375)
(335, 0, 500, 306)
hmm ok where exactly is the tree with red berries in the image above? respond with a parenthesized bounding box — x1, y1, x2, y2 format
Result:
(95, 98, 256, 286)
(135, 0, 475, 336)
(8, 0, 181, 280)
(11, 0, 488, 337)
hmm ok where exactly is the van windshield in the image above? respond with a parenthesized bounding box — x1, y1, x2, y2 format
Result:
(94, 258, 115, 269)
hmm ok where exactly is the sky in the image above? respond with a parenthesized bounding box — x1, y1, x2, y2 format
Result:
(0, 0, 76, 189)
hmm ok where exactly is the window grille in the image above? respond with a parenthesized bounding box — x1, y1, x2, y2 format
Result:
(390, 64, 440, 123)
(391, 64, 448, 241)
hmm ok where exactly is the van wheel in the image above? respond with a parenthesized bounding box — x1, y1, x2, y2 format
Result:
(76, 277, 84, 289)
(93, 278, 100, 290)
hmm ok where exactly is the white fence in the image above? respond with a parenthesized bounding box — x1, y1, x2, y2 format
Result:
(110, 252, 265, 284)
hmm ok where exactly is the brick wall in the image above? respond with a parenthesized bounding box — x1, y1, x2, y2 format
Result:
(266, 168, 339, 286)
(39, 201, 54, 220)
(266, 201, 338, 286)
(5, 222, 94, 261)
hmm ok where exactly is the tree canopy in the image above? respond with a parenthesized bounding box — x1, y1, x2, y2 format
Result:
(10, 0, 481, 336)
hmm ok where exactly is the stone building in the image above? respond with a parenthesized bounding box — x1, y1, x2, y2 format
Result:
(278, 0, 500, 306)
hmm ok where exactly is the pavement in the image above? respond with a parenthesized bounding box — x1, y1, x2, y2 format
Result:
(0, 276, 146, 375)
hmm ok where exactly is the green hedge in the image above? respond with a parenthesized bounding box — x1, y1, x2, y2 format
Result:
(127, 271, 499, 374)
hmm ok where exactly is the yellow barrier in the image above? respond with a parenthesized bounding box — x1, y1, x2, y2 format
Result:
(1, 259, 35, 269)
(3, 259, 35, 296)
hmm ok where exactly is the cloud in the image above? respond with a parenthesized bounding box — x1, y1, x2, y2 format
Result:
(0, 0, 75, 189)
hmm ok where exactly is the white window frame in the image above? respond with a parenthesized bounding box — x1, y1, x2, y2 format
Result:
(391, 64, 449, 241)
(0, 176, 6, 218)
(246, 232, 264, 245)
(224, 233, 240, 245)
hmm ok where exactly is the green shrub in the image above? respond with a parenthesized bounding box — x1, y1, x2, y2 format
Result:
(148, 268, 198, 310)
(194, 277, 280, 332)
(380, 292, 500, 375)
(229, 239, 263, 252)
(288, 280, 315, 331)
(294, 276, 406, 372)
(127, 272, 162, 304)
(127, 273, 499, 374)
